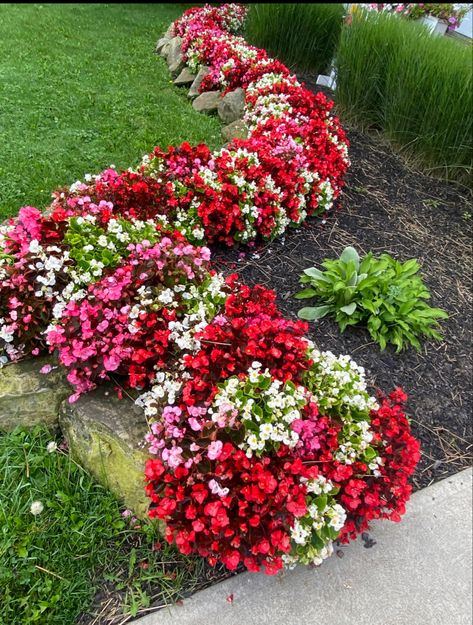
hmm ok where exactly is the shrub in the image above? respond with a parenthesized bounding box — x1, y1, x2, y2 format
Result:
(245, 4, 345, 74)
(336, 9, 473, 185)
(144, 325, 421, 574)
(296, 246, 448, 351)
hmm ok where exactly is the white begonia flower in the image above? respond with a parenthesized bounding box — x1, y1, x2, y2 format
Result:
(29, 239, 41, 254)
(47, 441, 58, 453)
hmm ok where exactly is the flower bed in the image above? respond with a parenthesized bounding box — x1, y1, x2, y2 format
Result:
(0, 3, 420, 577)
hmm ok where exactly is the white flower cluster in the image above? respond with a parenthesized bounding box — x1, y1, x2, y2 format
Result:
(209, 362, 309, 457)
(306, 347, 379, 416)
(244, 91, 293, 131)
(166, 274, 228, 352)
(284, 475, 347, 568)
(316, 179, 335, 213)
(304, 346, 383, 475)
(334, 419, 384, 476)
(135, 371, 184, 417)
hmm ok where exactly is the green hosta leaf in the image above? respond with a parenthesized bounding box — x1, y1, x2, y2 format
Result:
(340, 246, 360, 269)
(401, 258, 420, 277)
(340, 302, 357, 315)
(294, 288, 318, 299)
(303, 267, 331, 282)
(297, 305, 332, 321)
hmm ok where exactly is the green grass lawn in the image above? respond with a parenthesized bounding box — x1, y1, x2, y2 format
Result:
(0, 427, 204, 625)
(0, 3, 222, 221)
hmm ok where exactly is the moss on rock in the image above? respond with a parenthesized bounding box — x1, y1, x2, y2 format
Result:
(59, 387, 152, 519)
(0, 356, 70, 430)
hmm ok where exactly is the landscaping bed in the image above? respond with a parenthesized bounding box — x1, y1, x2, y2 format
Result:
(79, 50, 472, 625)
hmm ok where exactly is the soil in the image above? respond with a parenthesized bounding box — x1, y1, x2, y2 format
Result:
(77, 81, 473, 625)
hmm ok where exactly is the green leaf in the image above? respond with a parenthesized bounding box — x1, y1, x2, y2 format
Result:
(297, 305, 332, 321)
(340, 246, 360, 269)
(340, 302, 357, 315)
(315, 494, 327, 512)
(294, 288, 318, 299)
(303, 267, 330, 282)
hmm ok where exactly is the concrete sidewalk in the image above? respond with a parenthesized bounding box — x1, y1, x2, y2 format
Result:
(136, 468, 472, 625)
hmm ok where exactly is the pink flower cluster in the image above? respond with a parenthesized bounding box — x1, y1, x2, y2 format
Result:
(46, 234, 212, 399)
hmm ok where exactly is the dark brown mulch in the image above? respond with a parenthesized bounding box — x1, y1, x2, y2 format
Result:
(212, 121, 473, 492)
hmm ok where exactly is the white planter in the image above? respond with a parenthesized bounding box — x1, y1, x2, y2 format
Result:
(418, 14, 449, 36)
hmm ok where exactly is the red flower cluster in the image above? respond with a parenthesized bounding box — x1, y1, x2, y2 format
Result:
(338, 389, 421, 539)
(181, 276, 311, 403)
(146, 445, 319, 575)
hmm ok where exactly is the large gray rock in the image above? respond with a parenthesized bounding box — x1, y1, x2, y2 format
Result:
(59, 386, 152, 519)
(164, 24, 175, 39)
(174, 67, 196, 86)
(217, 87, 246, 124)
(166, 36, 184, 76)
(192, 91, 221, 114)
(188, 65, 210, 98)
(155, 36, 171, 55)
(222, 119, 250, 142)
(160, 40, 171, 58)
(0, 356, 70, 430)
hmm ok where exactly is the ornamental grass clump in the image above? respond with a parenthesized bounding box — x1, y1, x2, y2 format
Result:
(296, 246, 448, 351)
(245, 4, 345, 74)
(336, 9, 472, 185)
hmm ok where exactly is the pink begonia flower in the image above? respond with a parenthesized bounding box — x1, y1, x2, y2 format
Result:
(208, 479, 230, 497)
(96, 320, 109, 333)
(188, 417, 202, 431)
(39, 364, 53, 375)
(213, 315, 227, 326)
(103, 353, 121, 371)
(200, 247, 211, 261)
(188, 405, 207, 417)
(207, 440, 223, 460)
(162, 446, 184, 468)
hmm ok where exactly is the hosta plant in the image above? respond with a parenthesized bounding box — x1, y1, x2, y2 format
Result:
(296, 246, 448, 352)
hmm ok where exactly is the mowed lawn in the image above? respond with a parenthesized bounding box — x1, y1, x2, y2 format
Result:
(0, 3, 222, 220)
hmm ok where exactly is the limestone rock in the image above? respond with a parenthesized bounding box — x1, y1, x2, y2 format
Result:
(174, 67, 196, 86)
(0, 356, 70, 431)
(161, 40, 171, 58)
(192, 91, 221, 114)
(221, 119, 250, 142)
(217, 88, 246, 124)
(155, 37, 170, 55)
(188, 65, 210, 98)
(59, 387, 152, 519)
(164, 24, 175, 39)
(166, 36, 184, 76)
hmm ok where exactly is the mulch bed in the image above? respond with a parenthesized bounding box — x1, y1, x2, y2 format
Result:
(77, 82, 473, 625)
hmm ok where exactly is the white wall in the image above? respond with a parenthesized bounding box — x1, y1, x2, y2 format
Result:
(456, 6, 472, 38)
